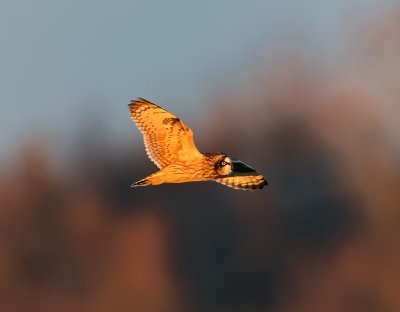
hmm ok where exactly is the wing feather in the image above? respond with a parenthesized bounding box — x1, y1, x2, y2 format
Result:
(215, 160, 268, 190)
(128, 98, 202, 169)
(215, 174, 267, 190)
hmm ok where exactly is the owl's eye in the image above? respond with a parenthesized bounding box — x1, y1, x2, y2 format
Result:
(221, 161, 227, 166)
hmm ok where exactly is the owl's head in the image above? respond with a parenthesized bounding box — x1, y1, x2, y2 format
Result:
(215, 154, 233, 176)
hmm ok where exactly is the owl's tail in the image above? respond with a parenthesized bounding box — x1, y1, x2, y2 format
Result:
(131, 178, 150, 187)
(131, 171, 164, 187)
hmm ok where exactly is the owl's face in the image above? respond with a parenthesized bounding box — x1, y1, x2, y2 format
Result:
(215, 155, 233, 176)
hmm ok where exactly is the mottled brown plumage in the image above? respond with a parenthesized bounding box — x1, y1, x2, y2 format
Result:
(128, 98, 267, 190)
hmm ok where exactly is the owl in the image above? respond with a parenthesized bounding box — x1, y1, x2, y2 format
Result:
(128, 98, 268, 190)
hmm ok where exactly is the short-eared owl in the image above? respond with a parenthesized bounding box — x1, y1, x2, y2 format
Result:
(128, 98, 268, 190)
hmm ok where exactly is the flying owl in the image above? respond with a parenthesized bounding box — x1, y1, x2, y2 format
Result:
(128, 98, 268, 190)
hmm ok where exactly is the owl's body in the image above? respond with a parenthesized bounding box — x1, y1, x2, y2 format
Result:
(129, 98, 267, 190)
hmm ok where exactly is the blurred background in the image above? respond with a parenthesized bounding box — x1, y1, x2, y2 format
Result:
(1, 0, 400, 311)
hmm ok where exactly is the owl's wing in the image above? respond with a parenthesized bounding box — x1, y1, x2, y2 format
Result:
(215, 160, 268, 190)
(128, 98, 203, 169)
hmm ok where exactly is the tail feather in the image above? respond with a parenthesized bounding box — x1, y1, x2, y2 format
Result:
(131, 170, 164, 187)
(131, 178, 150, 187)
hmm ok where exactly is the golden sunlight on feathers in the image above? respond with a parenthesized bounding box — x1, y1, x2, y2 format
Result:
(128, 98, 268, 190)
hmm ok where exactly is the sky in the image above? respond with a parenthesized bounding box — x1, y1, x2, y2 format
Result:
(0, 0, 397, 161)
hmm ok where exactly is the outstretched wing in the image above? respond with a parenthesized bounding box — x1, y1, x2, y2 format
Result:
(215, 160, 268, 190)
(128, 98, 202, 169)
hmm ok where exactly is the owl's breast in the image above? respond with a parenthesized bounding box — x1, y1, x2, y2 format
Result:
(161, 159, 212, 183)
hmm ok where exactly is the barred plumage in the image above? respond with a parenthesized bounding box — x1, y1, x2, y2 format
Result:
(128, 98, 268, 190)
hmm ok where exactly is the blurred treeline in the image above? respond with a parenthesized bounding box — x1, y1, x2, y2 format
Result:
(1, 10, 400, 312)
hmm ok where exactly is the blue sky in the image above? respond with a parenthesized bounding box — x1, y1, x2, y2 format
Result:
(0, 0, 397, 160)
